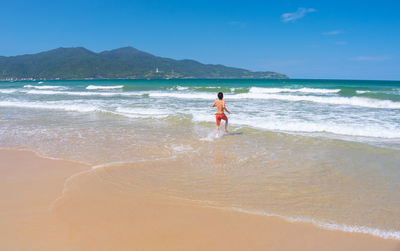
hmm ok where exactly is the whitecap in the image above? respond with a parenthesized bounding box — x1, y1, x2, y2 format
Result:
(232, 93, 400, 109)
(176, 86, 189, 91)
(249, 87, 341, 94)
(356, 90, 370, 94)
(0, 89, 17, 94)
(149, 92, 215, 100)
(24, 89, 143, 97)
(86, 85, 124, 90)
(191, 113, 400, 139)
(24, 85, 67, 90)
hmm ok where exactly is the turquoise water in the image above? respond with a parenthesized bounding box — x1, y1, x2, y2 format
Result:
(1, 79, 400, 239)
(1, 79, 400, 147)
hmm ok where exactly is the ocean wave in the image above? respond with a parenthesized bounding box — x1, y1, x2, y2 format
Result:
(148, 91, 400, 109)
(86, 85, 124, 90)
(0, 101, 98, 112)
(232, 93, 400, 109)
(245, 119, 400, 139)
(356, 90, 374, 94)
(149, 92, 215, 100)
(176, 86, 189, 91)
(232, 207, 400, 240)
(0, 89, 17, 94)
(24, 89, 143, 97)
(168, 86, 189, 91)
(191, 113, 400, 138)
(24, 85, 67, 90)
(249, 87, 341, 94)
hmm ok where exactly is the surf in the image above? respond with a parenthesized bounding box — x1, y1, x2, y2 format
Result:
(86, 85, 124, 90)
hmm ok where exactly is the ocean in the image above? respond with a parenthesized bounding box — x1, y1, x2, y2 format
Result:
(1, 78, 399, 239)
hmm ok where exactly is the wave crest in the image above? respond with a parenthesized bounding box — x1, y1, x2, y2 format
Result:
(249, 87, 341, 94)
(233, 93, 400, 109)
(86, 85, 124, 90)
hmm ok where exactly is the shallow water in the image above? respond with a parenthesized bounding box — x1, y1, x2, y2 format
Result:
(1, 79, 400, 239)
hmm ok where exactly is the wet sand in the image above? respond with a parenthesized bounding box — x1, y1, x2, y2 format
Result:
(1, 148, 399, 251)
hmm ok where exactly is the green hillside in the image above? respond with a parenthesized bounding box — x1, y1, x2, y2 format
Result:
(0, 47, 288, 80)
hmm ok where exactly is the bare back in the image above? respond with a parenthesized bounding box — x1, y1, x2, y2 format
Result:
(214, 100, 225, 114)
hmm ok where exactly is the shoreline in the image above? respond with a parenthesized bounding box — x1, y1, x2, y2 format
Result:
(1, 147, 399, 250)
(4, 78, 400, 82)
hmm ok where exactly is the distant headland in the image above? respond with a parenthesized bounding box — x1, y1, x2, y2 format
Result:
(0, 47, 288, 80)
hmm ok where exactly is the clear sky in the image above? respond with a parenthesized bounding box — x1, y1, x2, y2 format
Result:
(1, 0, 399, 80)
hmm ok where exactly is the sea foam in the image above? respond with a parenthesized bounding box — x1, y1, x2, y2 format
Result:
(149, 92, 215, 100)
(232, 93, 400, 109)
(234, 118, 400, 138)
(135, 90, 400, 109)
(190, 111, 400, 138)
(24, 85, 67, 90)
(86, 85, 124, 90)
(115, 107, 170, 118)
(249, 87, 341, 94)
(176, 86, 189, 91)
(19, 87, 400, 109)
(0, 101, 98, 112)
(24, 89, 143, 97)
(0, 89, 17, 94)
(231, 207, 400, 240)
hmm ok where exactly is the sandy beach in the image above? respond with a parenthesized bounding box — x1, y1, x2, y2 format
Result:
(2, 0, 400, 249)
(1, 148, 399, 251)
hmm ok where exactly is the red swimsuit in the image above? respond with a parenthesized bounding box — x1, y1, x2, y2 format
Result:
(215, 113, 227, 126)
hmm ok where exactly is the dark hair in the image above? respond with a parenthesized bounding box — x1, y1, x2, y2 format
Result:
(218, 92, 223, 100)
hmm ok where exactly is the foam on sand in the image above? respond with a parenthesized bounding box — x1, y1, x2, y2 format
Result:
(2, 149, 398, 250)
(232, 207, 400, 240)
(115, 107, 171, 118)
(0, 100, 98, 112)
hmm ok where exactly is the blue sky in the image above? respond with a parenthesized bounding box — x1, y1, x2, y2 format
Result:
(1, 0, 399, 80)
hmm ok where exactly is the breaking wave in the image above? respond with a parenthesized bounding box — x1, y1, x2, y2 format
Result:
(86, 85, 124, 90)
(24, 85, 67, 90)
(249, 87, 341, 94)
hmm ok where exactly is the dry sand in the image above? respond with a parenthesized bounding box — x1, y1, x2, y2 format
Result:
(0, 148, 399, 251)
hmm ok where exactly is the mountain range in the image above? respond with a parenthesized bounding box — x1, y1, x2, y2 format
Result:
(0, 47, 288, 80)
